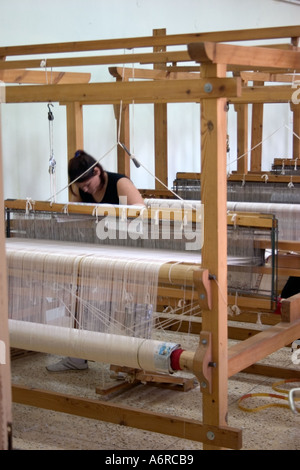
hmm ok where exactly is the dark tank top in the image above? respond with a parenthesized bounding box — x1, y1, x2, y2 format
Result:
(79, 172, 126, 204)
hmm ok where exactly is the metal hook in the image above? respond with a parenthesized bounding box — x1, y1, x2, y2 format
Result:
(47, 103, 54, 121)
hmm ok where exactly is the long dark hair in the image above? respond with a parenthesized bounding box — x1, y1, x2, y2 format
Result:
(68, 150, 106, 195)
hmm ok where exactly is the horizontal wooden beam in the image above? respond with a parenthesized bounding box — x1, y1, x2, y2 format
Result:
(176, 171, 300, 183)
(188, 42, 300, 70)
(7, 77, 295, 105)
(240, 71, 300, 84)
(11, 384, 243, 449)
(5, 198, 201, 222)
(111, 67, 299, 84)
(0, 69, 91, 84)
(109, 66, 200, 81)
(273, 157, 300, 166)
(230, 85, 298, 104)
(0, 51, 191, 70)
(2, 45, 298, 74)
(1, 25, 299, 57)
(4, 77, 241, 104)
(171, 65, 299, 75)
(177, 170, 300, 183)
(5, 199, 274, 231)
(243, 363, 300, 379)
(108, 68, 299, 105)
(278, 240, 300, 252)
(228, 319, 300, 377)
(228, 172, 300, 183)
(227, 212, 275, 229)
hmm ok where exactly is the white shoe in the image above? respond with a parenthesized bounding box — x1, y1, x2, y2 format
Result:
(46, 357, 88, 372)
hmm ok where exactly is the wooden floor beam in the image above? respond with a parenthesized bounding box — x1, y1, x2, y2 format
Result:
(11, 384, 243, 450)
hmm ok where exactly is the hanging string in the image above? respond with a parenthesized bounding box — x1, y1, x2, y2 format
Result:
(284, 124, 300, 142)
(117, 142, 184, 201)
(41, 57, 57, 202)
(6, 239, 166, 340)
(227, 122, 288, 170)
(131, 50, 135, 157)
(46, 142, 118, 202)
(32, 60, 299, 206)
(228, 122, 300, 173)
(117, 53, 126, 144)
(44, 76, 299, 205)
(113, 51, 183, 202)
(47, 103, 56, 203)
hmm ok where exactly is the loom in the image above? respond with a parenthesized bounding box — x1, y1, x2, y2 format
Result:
(173, 174, 300, 203)
(5, 198, 278, 308)
(6, 225, 214, 397)
(1, 26, 300, 451)
(174, 176, 300, 203)
(6, 238, 207, 375)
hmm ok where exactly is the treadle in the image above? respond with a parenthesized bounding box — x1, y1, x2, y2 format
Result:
(95, 365, 197, 396)
(10, 348, 37, 360)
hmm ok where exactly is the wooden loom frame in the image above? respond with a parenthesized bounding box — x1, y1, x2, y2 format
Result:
(112, 29, 300, 336)
(1, 26, 300, 450)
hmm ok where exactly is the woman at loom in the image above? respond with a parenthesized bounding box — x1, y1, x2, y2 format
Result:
(68, 149, 145, 205)
(47, 149, 145, 372)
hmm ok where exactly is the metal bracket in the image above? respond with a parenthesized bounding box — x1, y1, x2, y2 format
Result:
(193, 331, 213, 394)
(193, 269, 212, 310)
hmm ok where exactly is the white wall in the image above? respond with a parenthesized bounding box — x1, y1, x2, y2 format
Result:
(0, 0, 299, 202)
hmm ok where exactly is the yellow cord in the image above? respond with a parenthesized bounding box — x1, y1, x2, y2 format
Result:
(238, 379, 300, 413)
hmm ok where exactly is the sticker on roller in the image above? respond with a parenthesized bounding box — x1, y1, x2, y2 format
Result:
(0, 80, 6, 103)
(153, 342, 179, 373)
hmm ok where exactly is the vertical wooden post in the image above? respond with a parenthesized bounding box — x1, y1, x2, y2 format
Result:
(114, 85, 131, 177)
(234, 103, 248, 174)
(153, 29, 168, 189)
(0, 82, 12, 450)
(66, 101, 84, 160)
(200, 63, 228, 450)
(250, 82, 264, 172)
(66, 102, 84, 200)
(290, 102, 300, 160)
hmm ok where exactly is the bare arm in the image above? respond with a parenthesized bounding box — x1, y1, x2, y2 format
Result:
(117, 178, 145, 206)
(69, 185, 82, 202)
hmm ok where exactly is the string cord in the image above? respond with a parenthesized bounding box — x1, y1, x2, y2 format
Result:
(46, 143, 118, 202)
(49, 121, 299, 204)
(45, 55, 299, 205)
(238, 379, 300, 413)
(228, 122, 300, 171)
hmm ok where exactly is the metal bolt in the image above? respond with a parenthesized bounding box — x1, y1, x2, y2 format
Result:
(206, 431, 215, 441)
(201, 339, 207, 345)
(200, 293, 205, 299)
(201, 381, 207, 388)
(204, 82, 213, 93)
(208, 362, 217, 368)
